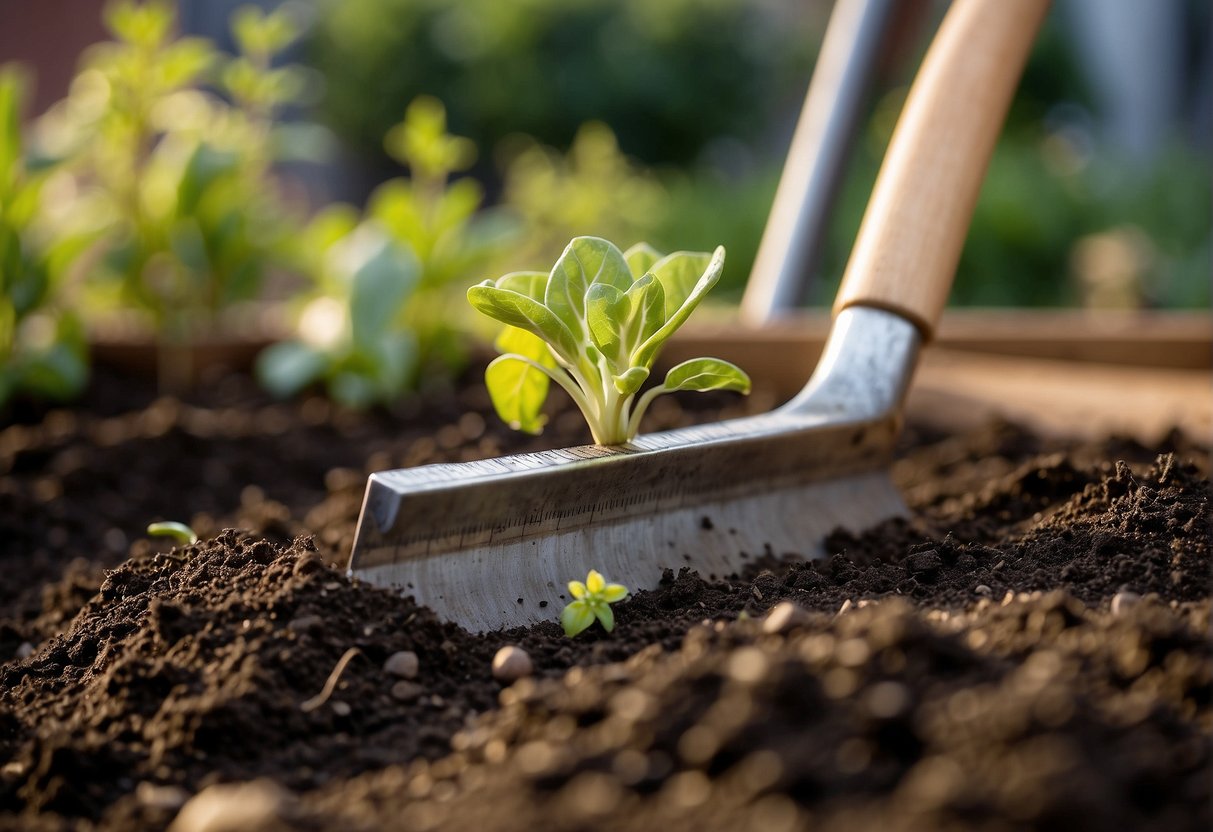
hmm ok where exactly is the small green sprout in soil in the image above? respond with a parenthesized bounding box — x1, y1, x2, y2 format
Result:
(468, 236, 750, 444)
(146, 521, 198, 545)
(561, 569, 628, 637)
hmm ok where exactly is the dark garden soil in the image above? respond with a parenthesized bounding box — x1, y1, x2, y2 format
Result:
(0, 365, 1208, 831)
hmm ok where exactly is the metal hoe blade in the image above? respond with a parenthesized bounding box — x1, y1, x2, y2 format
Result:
(349, 308, 920, 632)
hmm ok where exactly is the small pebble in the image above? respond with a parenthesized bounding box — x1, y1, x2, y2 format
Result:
(762, 601, 810, 634)
(383, 650, 420, 679)
(391, 681, 425, 702)
(168, 780, 292, 832)
(974, 584, 992, 597)
(286, 615, 322, 633)
(330, 701, 351, 717)
(15, 642, 33, 659)
(1111, 590, 1141, 615)
(135, 782, 189, 812)
(492, 646, 533, 682)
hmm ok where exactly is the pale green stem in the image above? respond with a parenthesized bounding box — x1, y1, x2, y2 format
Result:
(626, 385, 668, 438)
(500, 352, 594, 419)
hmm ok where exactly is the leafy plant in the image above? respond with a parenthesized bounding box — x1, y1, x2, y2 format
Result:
(0, 66, 89, 408)
(146, 520, 198, 544)
(468, 236, 750, 444)
(39, 1, 311, 387)
(367, 96, 512, 374)
(255, 210, 420, 408)
(561, 569, 628, 637)
(258, 97, 506, 408)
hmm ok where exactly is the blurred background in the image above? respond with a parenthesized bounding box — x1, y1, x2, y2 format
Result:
(0, 0, 1208, 408)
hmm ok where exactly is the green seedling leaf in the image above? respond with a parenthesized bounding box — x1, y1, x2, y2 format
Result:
(487, 325, 556, 434)
(650, 250, 715, 324)
(622, 273, 664, 355)
(546, 236, 632, 338)
(495, 271, 548, 302)
(561, 569, 628, 637)
(147, 521, 198, 544)
(623, 242, 662, 279)
(632, 245, 725, 368)
(585, 282, 629, 365)
(612, 366, 649, 395)
(662, 357, 751, 393)
(467, 283, 579, 359)
(486, 355, 550, 434)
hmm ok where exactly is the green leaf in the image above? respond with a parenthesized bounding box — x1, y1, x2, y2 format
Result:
(623, 242, 662, 278)
(662, 357, 751, 394)
(561, 600, 595, 637)
(147, 521, 198, 544)
(584, 282, 628, 365)
(485, 354, 550, 434)
(612, 366, 648, 395)
(104, 0, 173, 47)
(255, 340, 327, 398)
(546, 236, 631, 338)
(495, 271, 548, 302)
(467, 283, 579, 359)
(347, 231, 419, 347)
(622, 273, 664, 355)
(176, 142, 238, 215)
(632, 246, 725, 368)
(650, 250, 714, 317)
(593, 603, 615, 632)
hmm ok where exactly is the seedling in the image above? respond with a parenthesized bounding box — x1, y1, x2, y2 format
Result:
(468, 236, 750, 444)
(561, 570, 629, 637)
(147, 521, 198, 544)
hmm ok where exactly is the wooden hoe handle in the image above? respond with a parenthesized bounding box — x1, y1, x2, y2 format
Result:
(833, 0, 1051, 338)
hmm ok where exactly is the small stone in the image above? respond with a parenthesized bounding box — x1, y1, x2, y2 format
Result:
(286, 615, 322, 633)
(168, 780, 292, 832)
(974, 584, 992, 597)
(390, 681, 425, 702)
(135, 782, 189, 811)
(492, 646, 533, 682)
(330, 701, 351, 717)
(1111, 590, 1141, 615)
(383, 650, 420, 679)
(15, 642, 33, 659)
(762, 601, 810, 634)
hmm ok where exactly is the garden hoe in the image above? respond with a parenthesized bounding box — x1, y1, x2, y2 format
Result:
(348, 0, 1052, 632)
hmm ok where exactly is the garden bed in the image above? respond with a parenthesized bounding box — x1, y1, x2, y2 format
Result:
(0, 363, 1208, 831)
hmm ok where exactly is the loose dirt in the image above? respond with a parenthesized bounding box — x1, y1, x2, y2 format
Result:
(0, 368, 1207, 831)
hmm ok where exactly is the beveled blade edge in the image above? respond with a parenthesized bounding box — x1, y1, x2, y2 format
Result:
(350, 470, 906, 633)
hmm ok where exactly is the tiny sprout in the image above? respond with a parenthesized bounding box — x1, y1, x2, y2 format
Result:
(561, 569, 629, 637)
(147, 521, 198, 545)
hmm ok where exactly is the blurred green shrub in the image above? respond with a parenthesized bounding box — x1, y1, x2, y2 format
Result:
(39, 1, 310, 361)
(0, 67, 89, 408)
(259, 98, 512, 407)
(256, 209, 421, 408)
(499, 122, 666, 270)
(309, 0, 813, 168)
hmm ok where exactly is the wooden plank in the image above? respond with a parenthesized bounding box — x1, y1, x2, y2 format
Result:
(670, 310, 1212, 376)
